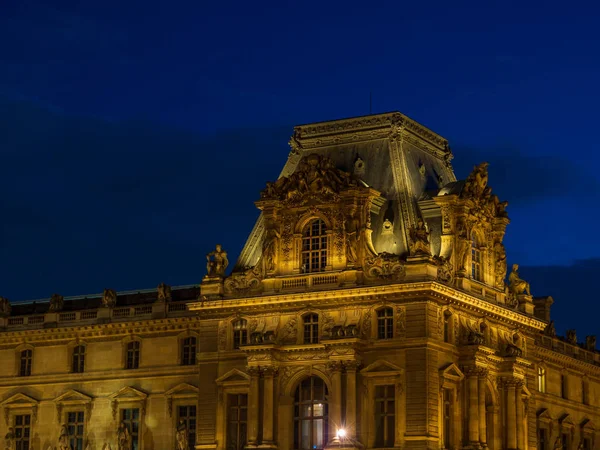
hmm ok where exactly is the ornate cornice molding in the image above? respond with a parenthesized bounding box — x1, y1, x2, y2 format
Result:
(534, 345, 600, 376)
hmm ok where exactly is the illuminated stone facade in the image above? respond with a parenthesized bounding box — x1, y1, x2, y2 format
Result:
(0, 112, 598, 450)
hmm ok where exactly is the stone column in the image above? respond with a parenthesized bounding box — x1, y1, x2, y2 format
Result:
(516, 382, 524, 450)
(261, 367, 277, 447)
(468, 371, 480, 445)
(328, 362, 343, 444)
(345, 362, 359, 439)
(506, 380, 517, 450)
(247, 367, 260, 447)
(478, 371, 488, 448)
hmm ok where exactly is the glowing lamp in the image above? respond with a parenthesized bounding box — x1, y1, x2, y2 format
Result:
(336, 428, 347, 439)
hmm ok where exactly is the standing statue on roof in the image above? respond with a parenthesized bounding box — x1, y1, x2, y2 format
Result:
(206, 244, 229, 277)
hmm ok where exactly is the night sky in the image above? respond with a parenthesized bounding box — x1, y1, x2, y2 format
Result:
(1, 1, 599, 338)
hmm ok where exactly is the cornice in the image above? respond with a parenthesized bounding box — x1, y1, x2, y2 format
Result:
(0, 316, 200, 346)
(533, 346, 600, 376)
(190, 281, 546, 331)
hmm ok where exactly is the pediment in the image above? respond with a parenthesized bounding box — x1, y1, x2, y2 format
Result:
(581, 419, 596, 431)
(560, 414, 575, 428)
(537, 408, 552, 421)
(439, 363, 464, 381)
(165, 383, 199, 398)
(360, 359, 403, 375)
(1, 393, 39, 408)
(216, 368, 250, 385)
(109, 386, 147, 401)
(54, 390, 92, 405)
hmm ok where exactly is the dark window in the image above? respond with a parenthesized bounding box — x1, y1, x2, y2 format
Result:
(583, 438, 592, 450)
(471, 235, 482, 281)
(126, 341, 140, 369)
(443, 388, 452, 449)
(72, 345, 86, 373)
(303, 314, 319, 344)
(294, 377, 328, 450)
(121, 408, 140, 450)
(560, 374, 567, 399)
(538, 428, 547, 450)
(582, 379, 589, 405)
(377, 308, 394, 339)
(301, 220, 328, 273)
(19, 350, 32, 377)
(182, 337, 197, 366)
(562, 433, 569, 450)
(233, 320, 248, 349)
(67, 411, 85, 450)
(443, 314, 451, 343)
(374, 385, 395, 448)
(14, 414, 31, 450)
(178, 405, 197, 450)
(226, 395, 247, 450)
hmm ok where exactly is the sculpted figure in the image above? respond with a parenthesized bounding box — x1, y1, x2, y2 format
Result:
(206, 244, 229, 277)
(157, 282, 172, 301)
(494, 242, 507, 287)
(345, 210, 360, 266)
(49, 293, 64, 312)
(262, 227, 280, 274)
(586, 335, 596, 351)
(544, 320, 556, 337)
(456, 221, 469, 272)
(117, 422, 130, 450)
(4, 428, 14, 450)
(508, 264, 531, 296)
(435, 256, 454, 283)
(553, 436, 563, 450)
(176, 419, 188, 450)
(58, 424, 70, 450)
(102, 288, 117, 308)
(408, 219, 431, 256)
(566, 329, 577, 345)
(0, 297, 11, 316)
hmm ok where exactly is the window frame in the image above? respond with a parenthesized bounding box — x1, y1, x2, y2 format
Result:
(181, 336, 197, 366)
(471, 234, 482, 281)
(301, 219, 328, 273)
(376, 308, 394, 340)
(19, 349, 33, 377)
(537, 366, 547, 394)
(124, 340, 141, 370)
(66, 410, 85, 450)
(233, 319, 248, 350)
(14, 413, 32, 450)
(293, 376, 329, 450)
(71, 345, 86, 374)
(374, 384, 396, 448)
(303, 313, 319, 344)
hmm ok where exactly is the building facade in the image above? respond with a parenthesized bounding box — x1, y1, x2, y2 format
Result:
(0, 112, 598, 450)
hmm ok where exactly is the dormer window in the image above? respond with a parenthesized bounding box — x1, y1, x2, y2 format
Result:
(301, 220, 327, 273)
(471, 235, 482, 281)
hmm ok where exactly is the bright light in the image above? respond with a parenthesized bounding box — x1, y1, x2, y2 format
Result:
(336, 428, 347, 439)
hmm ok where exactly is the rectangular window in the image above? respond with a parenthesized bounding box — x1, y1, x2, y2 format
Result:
(561, 374, 567, 399)
(471, 247, 481, 281)
(227, 394, 248, 450)
(443, 388, 452, 449)
(582, 380, 589, 405)
(72, 345, 86, 373)
(126, 341, 140, 369)
(178, 405, 197, 450)
(374, 385, 395, 448)
(538, 367, 546, 393)
(14, 414, 31, 450)
(182, 337, 197, 366)
(562, 433, 569, 450)
(19, 350, 32, 377)
(538, 428, 547, 450)
(67, 411, 85, 450)
(121, 408, 140, 450)
(377, 309, 394, 339)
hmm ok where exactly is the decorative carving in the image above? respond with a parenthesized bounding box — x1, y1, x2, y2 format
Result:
(544, 321, 556, 337)
(0, 297, 10, 317)
(381, 218, 394, 235)
(281, 217, 293, 263)
(395, 307, 406, 338)
(320, 311, 335, 338)
(102, 289, 117, 308)
(434, 255, 454, 284)
(361, 309, 372, 339)
(206, 244, 229, 277)
(157, 283, 172, 301)
(176, 419, 188, 450)
(462, 162, 489, 200)
(260, 154, 358, 205)
(566, 329, 577, 345)
(504, 343, 523, 357)
(49, 293, 64, 312)
(58, 424, 69, 450)
(224, 267, 262, 296)
(117, 422, 131, 450)
(585, 335, 596, 351)
(509, 264, 531, 296)
(455, 219, 469, 273)
(408, 218, 431, 256)
(218, 322, 227, 351)
(494, 242, 507, 288)
(345, 209, 359, 267)
(354, 157, 365, 175)
(277, 317, 298, 344)
(4, 428, 15, 450)
(468, 330, 485, 346)
(365, 253, 406, 281)
(262, 226, 280, 274)
(441, 207, 451, 232)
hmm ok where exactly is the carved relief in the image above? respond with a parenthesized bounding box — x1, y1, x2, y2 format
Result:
(364, 253, 406, 281)
(49, 294, 64, 312)
(360, 309, 372, 339)
(434, 255, 454, 284)
(395, 307, 406, 338)
(218, 322, 227, 351)
(224, 267, 262, 296)
(408, 218, 431, 256)
(494, 242, 507, 288)
(277, 317, 298, 344)
(281, 217, 293, 263)
(102, 289, 117, 308)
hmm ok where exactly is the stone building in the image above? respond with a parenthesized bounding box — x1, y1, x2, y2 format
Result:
(0, 112, 598, 450)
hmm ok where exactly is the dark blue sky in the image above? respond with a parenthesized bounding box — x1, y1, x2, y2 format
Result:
(1, 0, 599, 337)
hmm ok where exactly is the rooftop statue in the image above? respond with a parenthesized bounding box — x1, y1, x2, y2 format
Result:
(408, 218, 431, 256)
(206, 244, 228, 277)
(544, 320, 556, 337)
(157, 282, 172, 302)
(0, 297, 10, 316)
(508, 264, 531, 296)
(102, 288, 117, 308)
(49, 293, 64, 312)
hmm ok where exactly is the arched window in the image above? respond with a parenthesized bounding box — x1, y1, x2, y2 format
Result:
(377, 308, 394, 339)
(471, 235, 482, 281)
(303, 314, 319, 344)
(302, 220, 328, 273)
(294, 377, 328, 450)
(233, 319, 248, 349)
(72, 345, 86, 373)
(19, 349, 32, 376)
(126, 341, 140, 369)
(537, 366, 546, 393)
(181, 337, 197, 365)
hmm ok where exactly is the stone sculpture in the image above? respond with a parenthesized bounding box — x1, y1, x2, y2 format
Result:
(58, 424, 70, 450)
(4, 428, 14, 450)
(102, 288, 117, 308)
(508, 264, 531, 296)
(176, 420, 188, 450)
(206, 244, 228, 277)
(157, 282, 172, 302)
(117, 423, 130, 450)
(408, 218, 430, 256)
(49, 293, 64, 312)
